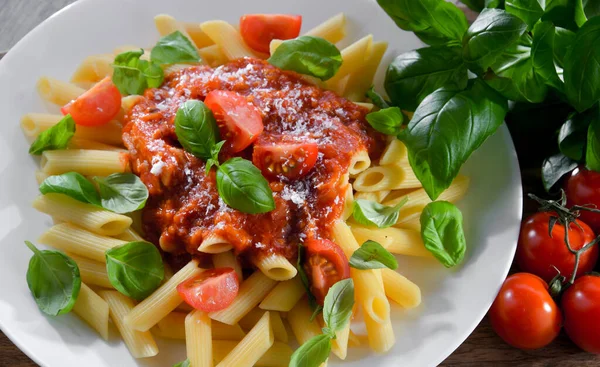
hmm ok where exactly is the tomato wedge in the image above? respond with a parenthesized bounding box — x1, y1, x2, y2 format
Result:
(176, 267, 240, 312)
(253, 142, 318, 179)
(240, 14, 302, 54)
(61, 77, 122, 126)
(204, 90, 264, 153)
(304, 238, 350, 305)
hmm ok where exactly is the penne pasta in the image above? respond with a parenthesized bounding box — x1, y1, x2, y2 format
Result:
(198, 44, 229, 67)
(327, 35, 373, 90)
(154, 311, 246, 341)
(353, 101, 374, 111)
(379, 139, 408, 167)
(200, 20, 262, 60)
(344, 41, 388, 101)
(115, 227, 145, 242)
(41, 149, 129, 176)
(353, 164, 422, 192)
(342, 183, 354, 220)
(305, 13, 347, 44)
(215, 311, 274, 367)
(68, 137, 124, 151)
(72, 283, 110, 340)
(36, 77, 85, 106)
(198, 233, 233, 254)
(212, 251, 243, 281)
(287, 298, 322, 344)
(254, 253, 298, 281)
(154, 14, 201, 52)
(68, 253, 113, 288)
(238, 308, 288, 343)
(354, 190, 390, 203)
(183, 22, 215, 48)
(71, 54, 114, 84)
(348, 149, 372, 176)
(186, 310, 213, 367)
(259, 277, 305, 312)
(213, 341, 293, 367)
(381, 268, 422, 308)
(350, 224, 431, 257)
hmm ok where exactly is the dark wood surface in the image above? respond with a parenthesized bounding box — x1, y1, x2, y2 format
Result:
(1, 0, 599, 366)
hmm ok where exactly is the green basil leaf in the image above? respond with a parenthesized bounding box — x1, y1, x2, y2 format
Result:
(94, 173, 149, 214)
(29, 115, 75, 155)
(289, 334, 331, 367)
(575, 0, 600, 27)
(322, 278, 354, 336)
(352, 198, 408, 228)
(531, 22, 565, 92)
(150, 31, 200, 65)
(400, 80, 508, 200)
(564, 16, 600, 112)
(365, 107, 404, 136)
(175, 100, 220, 161)
(205, 140, 225, 175)
(138, 59, 165, 89)
(384, 46, 468, 111)
(559, 111, 591, 161)
(419, 201, 466, 267)
(542, 0, 578, 32)
(216, 158, 275, 214)
(586, 106, 600, 171)
(462, 9, 528, 73)
(349, 240, 398, 270)
(459, 0, 485, 11)
(505, 0, 545, 29)
(268, 36, 342, 81)
(173, 360, 190, 367)
(39, 172, 101, 206)
(112, 50, 148, 95)
(486, 0, 505, 8)
(553, 27, 576, 67)
(25, 241, 81, 316)
(542, 153, 578, 192)
(297, 243, 319, 311)
(366, 86, 390, 109)
(105, 241, 164, 300)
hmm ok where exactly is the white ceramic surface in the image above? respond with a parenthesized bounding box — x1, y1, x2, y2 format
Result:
(0, 0, 523, 366)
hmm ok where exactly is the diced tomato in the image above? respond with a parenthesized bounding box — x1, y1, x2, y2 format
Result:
(61, 77, 122, 126)
(240, 14, 302, 54)
(204, 90, 264, 153)
(176, 267, 240, 312)
(253, 142, 318, 179)
(304, 238, 350, 305)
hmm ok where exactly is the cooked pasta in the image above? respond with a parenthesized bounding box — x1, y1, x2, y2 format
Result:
(287, 298, 322, 344)
(259, 277, 304, 312)
(68, 253, 113, 288)
(36, 77, 85, 106)
(348, 149, 372, 176)
(200, 20, 261, 60)
(72, 283, 110, 340)
(305, 13, 346, 44)
(215, 311, 274, 367)
(350, 224, 431, 257)
(212, 251, 243, 281)
(213, 341, 293, 367)
(327, 35, 373, 91)
(381, 269, 421, 308)
(198, 233, 233, 254)
(254, 253, 297, 281)
(41, 149, 129, 176)
(154, 311, 246, 341)
(344, 41, 388, 101)
(186, 310, 213, 367)
(71, 54, 114, 85)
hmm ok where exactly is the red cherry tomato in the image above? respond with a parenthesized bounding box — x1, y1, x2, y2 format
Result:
(517, 212, 598, 282)
(304, 238, 350, 305)
(204, 90, 264, 153)
(253, 142, 318, 179)
(240, 14, 302, 54)
(489, 273, 562, 350)
(565, 167, 600, 233)
(61, 77, 121, 126)
(562, 275, 600, 354)
(176, 267, 239, 312)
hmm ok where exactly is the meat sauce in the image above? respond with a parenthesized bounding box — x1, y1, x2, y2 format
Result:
(122, 58, 383, 266)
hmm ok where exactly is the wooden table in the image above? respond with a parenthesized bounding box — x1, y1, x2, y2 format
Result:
(1, 1, 599, 366)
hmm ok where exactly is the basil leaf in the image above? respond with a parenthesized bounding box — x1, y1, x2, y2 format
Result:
(462, 9, 528, 73)
(559, 111, 591, 161)
(105, 241, 164, 300)
(564, 16, 600, 112)
(205, 140, 225, 175)
(400, 80, 508, 200)
(322, 278, 354, 336)
(586, 106, 600, 171)
(25, 241, 81, 316)
(297, 243, 319, 312)
(349, 240, 398, 270)
(485, 0, 505, 8)
(365, 107, 404, 136)
(29, 115, 75, 155)
(352, 198, 408, 228)
(39, 172, 101, 206)
(268, 36, 342, 81)
(150, 31, 200, 65)
(94, 173, 149, 214)
(459, 0, 485, 11)
(575, 0, 600, 27)
(542, 153, 578, 192)
(289, 334, 331, 367)
(138, 59, 165, 89)
(384, 46, 468, 111)
(505, 0, 545, 29)
(112, 50, 148, 95)
(542, 0, 578, 32)
(419, 201, 466, 268)
(531, 22, 570, 93)
(366, 86, 390, 109)
(216, 158, 275, 214)
(175, 100, 220, 161)
(553, 27, 576, 67)
(173, 360, 190, 367)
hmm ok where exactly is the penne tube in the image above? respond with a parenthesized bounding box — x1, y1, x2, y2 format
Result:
(36, 77, 85, 106)
(342, 183, 354, 220)
(198, 44, 229, 67)
(326, 35, 373, 89)
(41, 149, 129, 176)
(305, 13, 347, 44)
(154, 14, 200, 52)
(186, 310, 212, 367)
(35, 171, 49, 185)
(344, 41, 388, 101)
(68, 253, 113, 288)
(200, 20, 263, 60)
(353, 101, 374, 111)
(198, 233, 233, 254)
(72, 283, 110, 340)
(381, 268, 422, 308)
(115, 227, 146, 242)
(183, 22, 215, 48)
(215, 311, 274, 367)
(364, 308, 395, 354)
(350, 225, 431, 257)
(379, 139, 408, 167)
(353, 165, 422, 192)
(213, 341, 293, 367)
(259, 277, 305, 312)
(212, 251, 243, 281)
(238, 308, 287, 343)
(254, 253, 297, 281)
(348, 149, 372, 176)
(68, 138, 124, 151)
(154, 311, 246, 341)
(71, 54, 114, 84)
(287, 298, 322, 344)
(354, 190, 390, 203)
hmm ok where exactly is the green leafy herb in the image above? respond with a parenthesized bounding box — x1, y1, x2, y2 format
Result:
(542, 0, 578, 32)
(486, 0, 505, 8)
(150, 31, 200, 65)
(111, 50, 164, 96)
(420, 201, 467, 268)
(29, 115, 75, 155)
(459, 0, 485, 11)
(173, 359, 190, 367)
(505, 0, 545, 29)
(25, 241, 81, 316)
(352, 198, 408, 228)
(105, 241, 164, 300)
(138, 59, 165, 88)
(322, 278, 354, 336)
(366, 86, 390, 109)
(174, 100, 220, 161)
(365, 107, 404, 136)
(349, 240, 398, 270)
(39, 172, 101, 206)
(384, 45, 468, 111)
(268, 36, 342, 81)
(541, 153, 578, 192)
(531, 22, 573, 93)
(94, 173, 149, 214)
(205, 140, 225, 175)
(586, 106, 600, 171)
(559, 111, 592, 161)
(216, 158, 275, 214)
(289, 334, 332, 367)
(575, 0, 600, 27)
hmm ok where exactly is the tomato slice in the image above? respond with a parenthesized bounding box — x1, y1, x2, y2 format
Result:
(304, 238, 350, 305)
(204, 90, 264, 153)
(176, 267, 240, 312)
(240, 14, 302, 54)
(61, 77, 122, 126)
(253, 142, 318, 179)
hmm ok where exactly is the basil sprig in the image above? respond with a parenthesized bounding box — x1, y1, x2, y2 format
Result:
(420, 201, 467, 268)
(289, 279, 354, 367)
(349, 240, 398, 270)
(112, 50, 164, 96)
(25, 241, 81, 316)
(150, 31, 201, 65)
(174, 100, 220, 160)
(105, 241, 164, 300)
(365, 107, 404, 136)
(352, 198, 408, 228)
(29, 115, 75, 155)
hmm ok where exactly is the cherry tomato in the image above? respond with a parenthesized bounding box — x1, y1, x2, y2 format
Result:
(304, 238, 350, 305)
(61, 77, 121, 126)
(565, 167, 600, 233)
(176, 267, 239, 312)
(489, 273, 562, 350)
(253, 142, 318, 179)
(562, 275, 600, 354)
(204, 90, 264, 153)
(240, 14, 302, 54)
(517, 212, 598, 282)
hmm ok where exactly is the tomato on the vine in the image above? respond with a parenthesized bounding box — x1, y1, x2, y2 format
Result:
(489, 273, 562, 350)
(565, 167, 600, 233)
(562, 275, 600, 354)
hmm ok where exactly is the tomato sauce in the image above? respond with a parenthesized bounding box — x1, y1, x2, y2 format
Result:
(122, 58, 383, 265)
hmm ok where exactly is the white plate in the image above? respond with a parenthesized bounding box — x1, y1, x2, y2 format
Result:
(0, 0, 523, 366)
